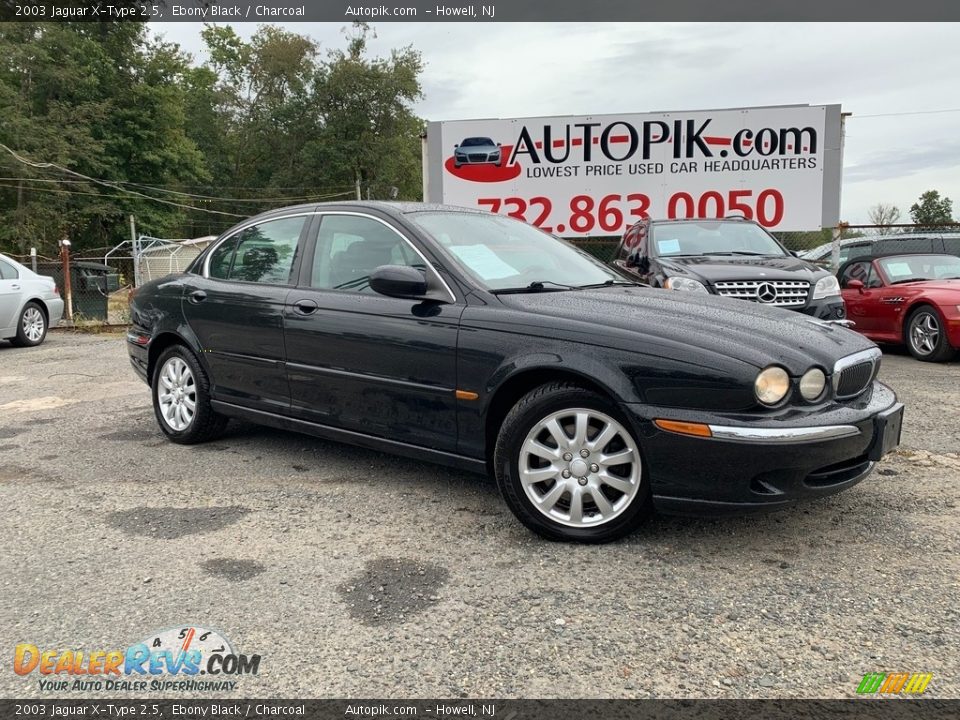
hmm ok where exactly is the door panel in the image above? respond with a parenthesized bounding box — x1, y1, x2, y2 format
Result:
(284, 213, 462, 452)
(285, 294, 462, 450)
(181, 279, 292, 410)
(182, 215, 308, 411)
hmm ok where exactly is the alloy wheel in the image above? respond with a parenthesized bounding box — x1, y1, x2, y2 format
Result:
(157, 356, 197, 431)
(909, 311, 940, 356)
(22, 306, 45, 342)
(518, 408, 642, 528)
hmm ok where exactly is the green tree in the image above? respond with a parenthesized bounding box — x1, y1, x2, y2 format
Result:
(909, 190, 954, 226)
(0, 22, 208, 254)
(307, 23, 425, 200)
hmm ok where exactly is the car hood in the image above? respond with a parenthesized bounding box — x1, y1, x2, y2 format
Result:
(659, 254, 829, 284)
(497, 286, 874, 373)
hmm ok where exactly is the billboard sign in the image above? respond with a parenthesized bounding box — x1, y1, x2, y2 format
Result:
(424, 104, 843, 235)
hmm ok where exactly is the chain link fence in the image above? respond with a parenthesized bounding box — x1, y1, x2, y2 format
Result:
(8, 222, 958, 326)
(6, 250, 132, 325)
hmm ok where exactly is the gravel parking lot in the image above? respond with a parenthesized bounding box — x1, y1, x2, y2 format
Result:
(1, 332, 958, 699)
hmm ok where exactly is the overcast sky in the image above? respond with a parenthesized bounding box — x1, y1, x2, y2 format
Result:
(155, 22, 960, 225)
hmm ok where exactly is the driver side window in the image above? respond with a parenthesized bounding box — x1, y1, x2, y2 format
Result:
(310, 215, 421, 293)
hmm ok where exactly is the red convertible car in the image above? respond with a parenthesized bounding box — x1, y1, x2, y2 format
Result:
(839, 253, 960, 362)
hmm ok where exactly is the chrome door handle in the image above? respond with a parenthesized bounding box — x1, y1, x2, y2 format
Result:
(293, 299, 318, 315)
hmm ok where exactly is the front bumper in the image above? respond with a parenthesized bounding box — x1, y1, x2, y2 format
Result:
(623, 381, 901, 515)
(799, 296, 846, 321)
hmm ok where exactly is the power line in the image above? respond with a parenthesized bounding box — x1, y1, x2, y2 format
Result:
(0, 177, 354, 203)
(0, 143, 247, 217)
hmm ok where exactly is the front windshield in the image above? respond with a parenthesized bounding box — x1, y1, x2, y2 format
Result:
(408, 211, 622, 291)
(651, 220, 788, 257)
(460, 137, 493, 147)
(879, 254, 960, 283)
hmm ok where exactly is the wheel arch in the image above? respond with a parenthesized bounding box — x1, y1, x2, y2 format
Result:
(21, 296, 50, 323)
(147, 329, 204, 384)
(901, 300, 941, 343)
(483, 364, 626, 468)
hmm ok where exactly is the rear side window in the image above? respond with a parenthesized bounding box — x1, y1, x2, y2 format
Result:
(838, 243, 868, 264)
(208, 216, 306, 285)
(0, 259, 18, 280)
(876, 237, 935, 256)
(941, 237, 960, 256)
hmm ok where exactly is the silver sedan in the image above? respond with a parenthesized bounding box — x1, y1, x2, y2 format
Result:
(0, 253, 65, 347)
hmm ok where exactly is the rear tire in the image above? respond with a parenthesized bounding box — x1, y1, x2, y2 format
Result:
(152, 345, 228, 444)
(905, 305, 955, 362)
(10, 302, 47, 347)
(494, 382, 651, 543)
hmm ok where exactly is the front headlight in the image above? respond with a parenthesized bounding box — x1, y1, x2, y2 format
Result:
(664, 276, 709, 293)
(812, 274, 841, 300)
(755, 366, 790, 406)
(799, 368, 827, 401)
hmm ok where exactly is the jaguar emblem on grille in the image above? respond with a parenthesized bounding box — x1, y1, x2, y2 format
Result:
(756, 282, 778, 303)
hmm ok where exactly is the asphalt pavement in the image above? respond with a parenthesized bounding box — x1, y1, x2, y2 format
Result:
(0, 332, 957, 698)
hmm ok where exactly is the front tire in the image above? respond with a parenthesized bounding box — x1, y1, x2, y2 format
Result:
(11, 302, 47, 347)
(494, 382, 651, 542)
(906, 305, 955, 362)
(152, 345, 228, 444)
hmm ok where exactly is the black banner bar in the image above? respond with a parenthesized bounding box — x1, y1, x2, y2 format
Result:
(1, 0, 959, 22)
(1, 700, 958, 719)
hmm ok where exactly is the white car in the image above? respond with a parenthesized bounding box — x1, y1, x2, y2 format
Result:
(0, 253, 64, 346)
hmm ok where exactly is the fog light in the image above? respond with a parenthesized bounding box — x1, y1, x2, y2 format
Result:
(755, 366, 790, 406)
(799, 368, 827, 401)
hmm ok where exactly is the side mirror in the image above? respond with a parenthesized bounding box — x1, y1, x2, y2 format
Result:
(370, 265, 428, 299)
(454, 144, 459, 148)
(497, 142, 502, 147)
(846, 279, 865, 294)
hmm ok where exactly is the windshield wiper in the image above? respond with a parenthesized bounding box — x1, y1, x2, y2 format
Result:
(491, 280, 580, 294)
(577, 279, 646, 289)
(890, 278, 930, 285)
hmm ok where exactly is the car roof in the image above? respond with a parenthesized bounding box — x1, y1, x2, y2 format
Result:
(648, 217, 756, 224)
(253, 200, 489, 220)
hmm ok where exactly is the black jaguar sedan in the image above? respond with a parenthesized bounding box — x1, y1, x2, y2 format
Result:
(127, 202, 904, 542)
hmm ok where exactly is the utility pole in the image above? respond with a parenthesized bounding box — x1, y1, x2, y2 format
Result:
(831, 112, 852, 273)
(59, 236, 73, 322)
(129, 214, 139, 287)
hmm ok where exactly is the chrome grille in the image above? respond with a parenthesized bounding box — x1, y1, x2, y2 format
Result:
(468, 153, 488, 162)
(713, 280, 810, 307)
(833, 348, 882, 399)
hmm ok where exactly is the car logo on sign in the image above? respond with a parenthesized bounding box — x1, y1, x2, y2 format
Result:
(756, 282, 778, 303)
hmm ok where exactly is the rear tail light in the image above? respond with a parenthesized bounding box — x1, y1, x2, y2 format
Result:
(53, 284, 59, 295)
